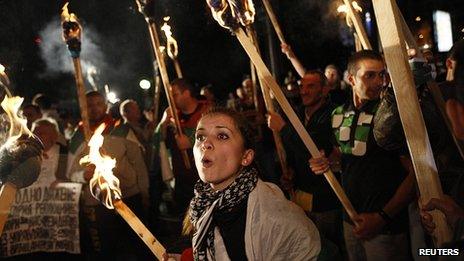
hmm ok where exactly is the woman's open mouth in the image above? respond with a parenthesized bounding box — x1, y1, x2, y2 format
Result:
(201, 157, 213, 168)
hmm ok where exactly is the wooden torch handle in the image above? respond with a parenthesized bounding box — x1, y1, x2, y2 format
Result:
(114, 200, 166, 260)
(372, 0, 451, 246)
(0, 182, 17, 235)
(235, 28, 358, 223)
(343, 0, 372, 50)
(261, 0, 286, 45)
(393, 2, 464, 160)
(72, 58, 91, 142)
(245, 25, 291, 192)
(146, 19, 191, 169)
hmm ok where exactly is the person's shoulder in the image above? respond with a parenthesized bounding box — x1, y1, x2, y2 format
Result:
(110, 121, 131, 137)
(247, 180, 321, 260)
(250, 180, 308, 220)
(68, 126, 84, 154)
(331, 102, 346, 116)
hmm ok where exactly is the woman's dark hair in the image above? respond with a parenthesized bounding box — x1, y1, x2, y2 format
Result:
(199, 106, 256, 151)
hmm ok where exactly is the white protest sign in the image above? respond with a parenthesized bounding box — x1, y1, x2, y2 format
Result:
(0, 182, 82, 257)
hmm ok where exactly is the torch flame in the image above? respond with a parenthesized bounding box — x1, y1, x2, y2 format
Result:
(352, 1, 362, 12)
(80, 124, 122, 209)
(0, 63, 11, 93)
(161, 17, 179, 59)
(337, 1, 363, 27)
(337, 1, 363, 14)
(61, 2, 79, 22)
(1, 96, 33, 148)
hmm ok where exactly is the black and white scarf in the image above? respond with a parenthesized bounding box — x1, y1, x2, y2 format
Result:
(190, 166, 258, 261)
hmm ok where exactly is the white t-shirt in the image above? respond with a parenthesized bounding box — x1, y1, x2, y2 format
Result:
(34, 144, 60, 186)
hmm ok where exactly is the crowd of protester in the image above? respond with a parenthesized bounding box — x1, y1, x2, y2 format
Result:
(2, 39, 464, 261)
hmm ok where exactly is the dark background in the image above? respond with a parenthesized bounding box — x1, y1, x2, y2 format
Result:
(0, 0, 463, 112)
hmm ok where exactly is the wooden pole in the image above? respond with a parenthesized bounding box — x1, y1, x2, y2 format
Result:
(172, 59, 183, 79)
(246, 25, 291, 193)
(235, 28, 358, 223)
(152, 63, 161, 125)
(145, 19, 191, 169)
(72, 58, 91, 142)
(114, 200, 166, 260)
(249, 61, 260, 111)
(393, 3, 464, 160)
(353, 32, 363, 52)
(261, 0, 286, 45)
(246, 26, 261, 112)
(393, 2, 418, 53)
(343, 0, 372, 50)
(372, 0, 452, 246)
(0, 182, 17, 235)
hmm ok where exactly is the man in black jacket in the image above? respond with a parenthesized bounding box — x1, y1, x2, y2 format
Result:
(267, 70, 342, 249)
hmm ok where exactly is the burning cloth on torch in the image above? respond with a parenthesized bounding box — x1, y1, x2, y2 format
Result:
(206, 0, 255, 31)
(79, 124, 122, 208)
(0, 96, 43, 189)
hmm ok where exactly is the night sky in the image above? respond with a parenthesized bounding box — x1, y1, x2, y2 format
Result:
(0, 0, 463, 113)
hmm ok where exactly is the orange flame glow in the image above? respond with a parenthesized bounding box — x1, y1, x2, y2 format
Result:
(1, 96, 33, 148)
(80, 124, 122, 209)
(60, 2, 79, 22)
(337, 1, 363, 14)
(161, 17, 179, 59)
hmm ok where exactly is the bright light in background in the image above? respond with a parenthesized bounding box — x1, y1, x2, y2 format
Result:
(415, 16, 422, 22)
(365, 12, 371, 23)
(107, 92, 119, 104)
(433, 10, 453, 52)
(139, 79, 151, 90)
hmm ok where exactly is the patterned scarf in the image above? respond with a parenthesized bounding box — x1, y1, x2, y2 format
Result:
(190, 166, 258, 260)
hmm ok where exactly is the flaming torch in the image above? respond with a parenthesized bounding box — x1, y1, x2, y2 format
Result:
(206, 0, 359, 223)
(80, 124, 166, 259)
(135, 0, 191, 169)
(0, 93, 43, 234)
(337, 0, 371, 51)
(161, 17, 183, 78)
(0, 65, 12, 97)
(61, 2, 91, 142)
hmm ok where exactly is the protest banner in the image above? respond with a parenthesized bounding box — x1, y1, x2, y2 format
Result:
(0, 182, 82, 257)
